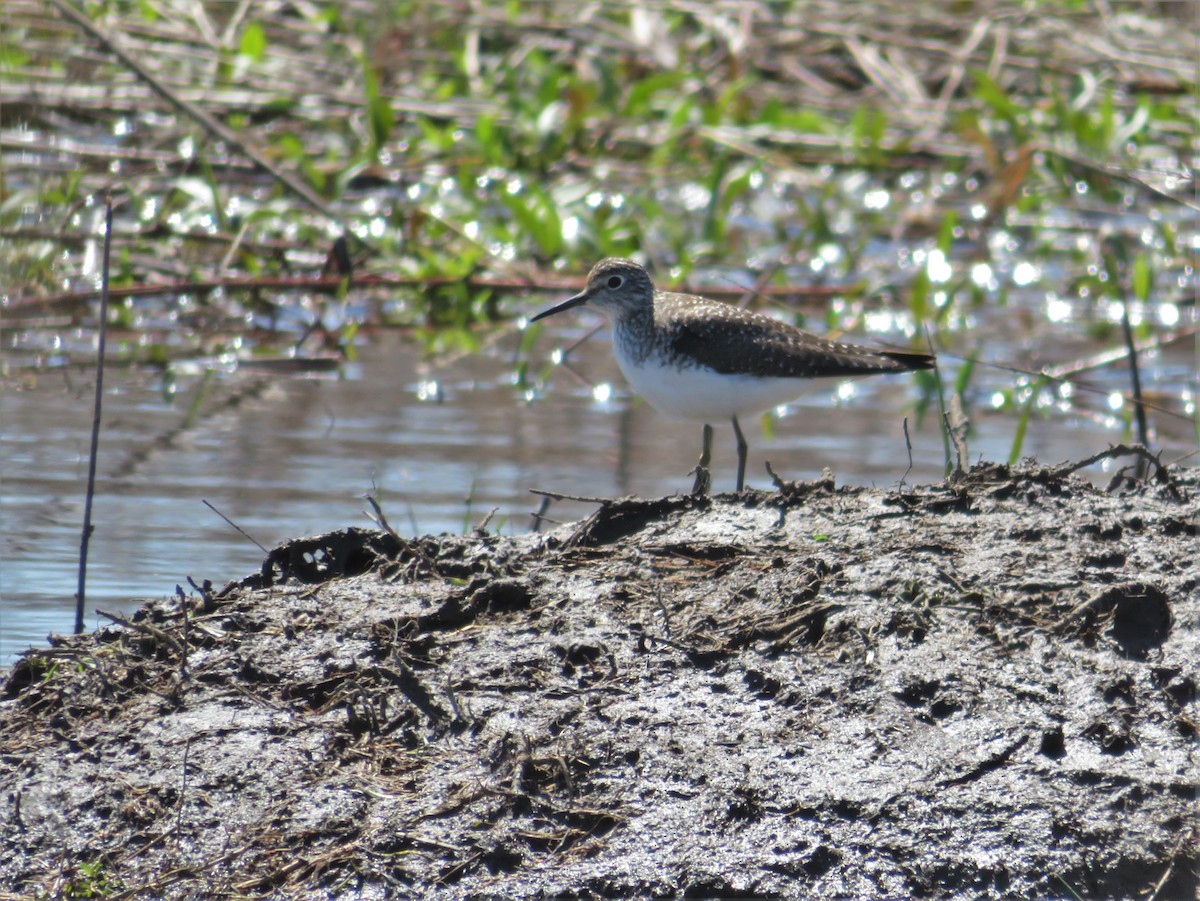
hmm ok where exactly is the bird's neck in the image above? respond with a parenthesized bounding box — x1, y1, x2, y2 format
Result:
(610, 302, 658, 365)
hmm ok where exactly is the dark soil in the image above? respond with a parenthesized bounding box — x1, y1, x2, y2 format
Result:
(2, 454, 1197, 900)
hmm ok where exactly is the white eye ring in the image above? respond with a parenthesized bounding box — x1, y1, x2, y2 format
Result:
(607, 275, 624, 289)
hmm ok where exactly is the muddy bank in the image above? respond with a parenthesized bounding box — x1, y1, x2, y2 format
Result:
(2, 455, 1197, 900)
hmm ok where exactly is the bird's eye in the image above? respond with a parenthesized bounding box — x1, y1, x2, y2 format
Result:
(607, 275, 624, 289)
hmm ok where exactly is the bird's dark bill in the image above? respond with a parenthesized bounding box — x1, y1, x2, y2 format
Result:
(530, 290, 589, 323)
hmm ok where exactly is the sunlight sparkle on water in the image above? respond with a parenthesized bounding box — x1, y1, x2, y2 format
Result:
(416, 380, 441, 402)
(1013, 262, 1040, 286)
(592, 383, 613, 404)
(864, 189, 889, 210)
(818, 244, 843, 265)
(1107, 392, 1124, 411)
(681, 183, 710, 211)
(864, 310, 897, 333)
(1056, 384, 1074, 412)
(1045, 294, 1073, 323)
(562, 216, 579, 241)
(926, 249, 952, 283)
(1101, 299, 1141, 325)
(550, 348, 564, 365)
(970, 262, 994, 289)
(836, 381, 858, 402)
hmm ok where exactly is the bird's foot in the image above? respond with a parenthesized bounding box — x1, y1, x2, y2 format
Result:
(690, 464, 712, 497)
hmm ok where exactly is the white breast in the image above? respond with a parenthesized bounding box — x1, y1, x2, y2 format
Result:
(616, 354, 841, 421)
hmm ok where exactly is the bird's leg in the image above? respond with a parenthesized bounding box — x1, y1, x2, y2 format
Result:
(731, 415, 748, 493)
(691, 423, 713, 496)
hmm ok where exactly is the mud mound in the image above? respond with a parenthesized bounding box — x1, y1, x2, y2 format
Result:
(2, 456, 1196, 900)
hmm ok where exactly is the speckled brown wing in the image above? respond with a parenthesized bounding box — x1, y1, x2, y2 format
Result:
(664, 296, 935, 378)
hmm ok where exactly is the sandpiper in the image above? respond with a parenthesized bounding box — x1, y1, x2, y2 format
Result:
(532, 258, 936, 494)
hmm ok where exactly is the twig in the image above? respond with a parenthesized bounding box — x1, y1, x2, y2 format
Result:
(943, 395, 970, 478)
(175, 585, 189, 680)
(1145, 830, 1191, 901)
(175, 737, 191, 838)
(1119, 293, 1150, 454)
(529, 488, 613, 504)
(765, 460, 789, 491)
(474, 506, 500, 533)
(900, 417, 914, 488)
(1047, 444, 1183, 497)
(530, 494, 553, 533)
(75, 199, 113, 634)
(364, 494, 402, 541)
(96, 608, 184, 656)
(203, 499, 268, 554)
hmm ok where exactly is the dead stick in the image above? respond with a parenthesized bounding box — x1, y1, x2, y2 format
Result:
(96, 608, 185, 655)
(529, 489, 612, 504)
(75, 199, 113, 634)
(203, 499, 268, 554)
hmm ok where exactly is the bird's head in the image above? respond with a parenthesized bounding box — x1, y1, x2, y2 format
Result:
(530, 259, 654, 322)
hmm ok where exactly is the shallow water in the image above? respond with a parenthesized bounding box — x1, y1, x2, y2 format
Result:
(6, 305, 1191, 666)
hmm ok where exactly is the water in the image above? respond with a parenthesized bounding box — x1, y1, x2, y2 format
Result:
(8, 308, 1190, 666)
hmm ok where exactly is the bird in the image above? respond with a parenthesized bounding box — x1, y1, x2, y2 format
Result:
(531, 258, 936, 494)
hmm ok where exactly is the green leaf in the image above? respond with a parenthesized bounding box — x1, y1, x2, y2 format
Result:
(1132, 254, 1151, 302)
(909, 269, 930, 322)
(972, 72, 1021, 125)
(361, 55, 393, 156)
(935, 210, 958, 254)
(239, 22, 266, 62)
(624, 71, 686, 118)
(1008, 376, 1049, 465)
